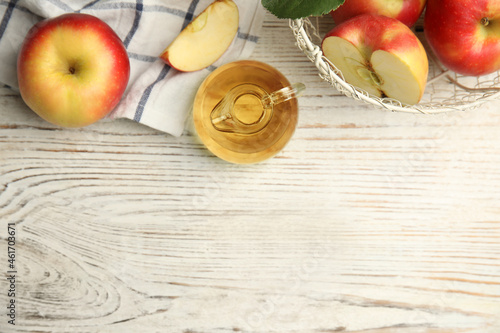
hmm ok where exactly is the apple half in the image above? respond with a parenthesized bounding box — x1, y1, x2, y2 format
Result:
(322, 14, 428, 105)
(160, 0, 239, 72)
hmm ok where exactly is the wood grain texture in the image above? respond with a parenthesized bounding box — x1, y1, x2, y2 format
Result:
(1, 12, 500, 333)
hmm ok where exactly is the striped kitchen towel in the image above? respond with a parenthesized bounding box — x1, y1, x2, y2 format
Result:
(0, 0, 265, 136)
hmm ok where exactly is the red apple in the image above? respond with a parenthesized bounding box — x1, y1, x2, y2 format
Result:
(322, 14, 429, 105)
(424, 0, 500, 76)
(17, 13, 130, 128)
(331, 0, 427, 27)
(160, 0, 239, 72)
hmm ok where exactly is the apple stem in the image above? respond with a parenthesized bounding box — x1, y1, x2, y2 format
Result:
(481, 17, 490, 26)
(69, 67, 76, 75)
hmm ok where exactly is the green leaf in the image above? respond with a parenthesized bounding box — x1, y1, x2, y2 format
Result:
(261, 0, 345, 19)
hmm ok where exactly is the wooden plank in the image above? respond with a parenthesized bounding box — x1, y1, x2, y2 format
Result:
(0, 11, 499, 333)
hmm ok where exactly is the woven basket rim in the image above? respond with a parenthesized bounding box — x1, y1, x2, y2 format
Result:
(290, 17, 500, 113)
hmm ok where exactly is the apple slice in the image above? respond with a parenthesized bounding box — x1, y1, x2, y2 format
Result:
(322, 14, 428, 105)
(160, 0, 239, 72)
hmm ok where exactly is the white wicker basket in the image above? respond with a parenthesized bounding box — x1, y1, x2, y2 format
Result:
(290, 17, 500, 113)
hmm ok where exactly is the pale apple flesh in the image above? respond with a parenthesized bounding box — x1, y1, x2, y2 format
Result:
(322, 14, 429, 105)
(331, 0, 427, 27)
(424, 0, 500, 76)
(159, 0, 239, 72)
(17, 13, 130, 128)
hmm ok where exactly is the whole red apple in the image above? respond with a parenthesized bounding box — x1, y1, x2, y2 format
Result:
(425, 0, 500, 76)
(17, 13, 130, 128)
(331, 0, 427, 27)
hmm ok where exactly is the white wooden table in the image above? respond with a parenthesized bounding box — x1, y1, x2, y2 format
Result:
(1, 12, 500, 333)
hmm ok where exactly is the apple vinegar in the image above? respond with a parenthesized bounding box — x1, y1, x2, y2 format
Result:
(193, 60, 300, 164)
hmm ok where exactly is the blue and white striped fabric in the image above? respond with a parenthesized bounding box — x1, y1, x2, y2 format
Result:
(0, 0, 265, 136)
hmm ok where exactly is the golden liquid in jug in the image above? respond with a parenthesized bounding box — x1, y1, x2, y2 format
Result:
(193, 60, 299, 164)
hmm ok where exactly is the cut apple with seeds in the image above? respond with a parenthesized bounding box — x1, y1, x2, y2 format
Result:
(322, 14, 428, 105)
(160, 0, 239, 72)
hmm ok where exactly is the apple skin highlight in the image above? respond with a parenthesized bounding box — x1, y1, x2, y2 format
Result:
(17, 13, 130, 128)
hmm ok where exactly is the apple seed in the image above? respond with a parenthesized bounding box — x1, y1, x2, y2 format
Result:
(356, 67, 383, 86)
